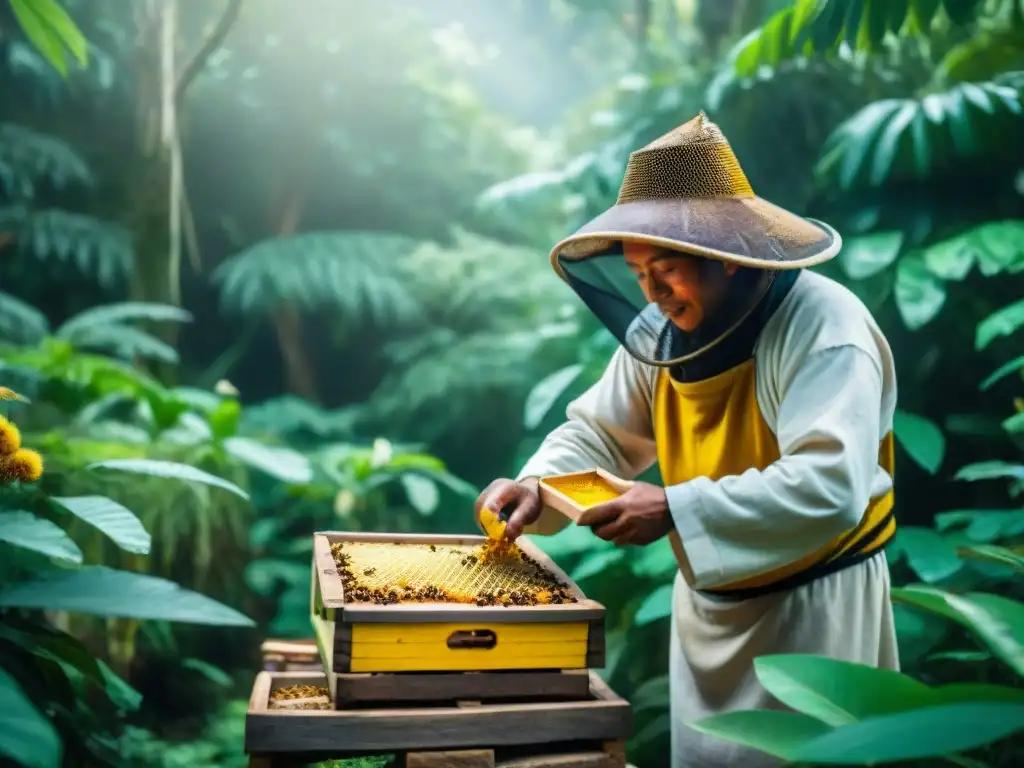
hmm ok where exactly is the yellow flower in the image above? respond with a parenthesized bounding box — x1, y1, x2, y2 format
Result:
(0, 448, 44, 484)
(0, 416, 22, 456)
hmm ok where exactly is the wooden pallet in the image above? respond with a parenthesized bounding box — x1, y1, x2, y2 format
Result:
(245, 670, 633, 766)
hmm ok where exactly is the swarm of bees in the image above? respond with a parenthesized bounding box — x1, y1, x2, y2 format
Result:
(329, 540, 577, 607)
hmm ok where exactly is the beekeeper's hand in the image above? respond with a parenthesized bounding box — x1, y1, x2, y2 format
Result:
(474, 477, 541, 541)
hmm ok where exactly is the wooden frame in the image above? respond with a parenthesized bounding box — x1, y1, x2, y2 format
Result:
(537, 469, 634, 523)
(245, 670, 633, 755)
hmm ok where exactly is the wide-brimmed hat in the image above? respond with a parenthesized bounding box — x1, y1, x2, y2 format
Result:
(549, 111, 840, 276)
(548, 112, 842, 368)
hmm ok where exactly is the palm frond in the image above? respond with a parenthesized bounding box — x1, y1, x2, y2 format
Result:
(0, 290, 50, 344)
(0, 123, 92, 197)
(58, 324, 180, 365)
(5, 207, 133, 285)
(213, 231, 424, 327)
(56, 302, 192, 341)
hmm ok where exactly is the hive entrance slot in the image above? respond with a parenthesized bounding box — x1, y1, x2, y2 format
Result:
(447, 629, 497, 650)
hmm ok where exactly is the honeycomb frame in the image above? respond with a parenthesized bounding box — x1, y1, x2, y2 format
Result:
(313, 532, 604, 624)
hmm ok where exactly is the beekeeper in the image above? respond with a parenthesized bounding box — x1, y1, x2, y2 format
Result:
(474, 113, 900, 768)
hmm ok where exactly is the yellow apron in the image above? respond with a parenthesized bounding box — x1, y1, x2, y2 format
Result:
(653, 357, 896, 597)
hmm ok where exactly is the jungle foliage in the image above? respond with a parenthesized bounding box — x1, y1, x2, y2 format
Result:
(1, 0, 1023, 766)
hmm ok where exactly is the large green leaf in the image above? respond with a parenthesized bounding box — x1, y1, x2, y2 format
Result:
(892, 409, 944, 474)
(634, 583, 674, 625)
(400, 473, 439, 516)
(788, 701, 1024, 764)
(0, 566, 255, 626)
(976, 298, 1024, 351)
(524, 364, 583, 430)
(630, 540, 678, 579)
(569, 549, 625, 582)
(817, 81, 1022, 191)
(894, 255, 946, 330)
(892, 586, 1024, 676)
(0, 665, 60, 768)
(888, 526, 962, 582)
(935, 509, 1024, 542)
(957, 544, 1024, 572)
(86, 458, 250, 500)
(49, 496, 150, 555)
(954, 461, 1024, 483)
(980, 354, 1024, 391)
(0, 510, 82, 564)
(690, 709, 832, 760)
(222, 437, 312, 484)
(8, 0, 88, 78)
(838, 231, 903, 280)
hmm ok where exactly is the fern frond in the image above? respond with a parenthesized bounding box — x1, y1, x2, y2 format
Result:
(57, 324, 179, 364)
(213, 231, 424, 326)
(56, 302, 192, 340)
(0, 290, 50, 344)
(239, 395, 360, 441)
(0, 123, 92, 194)
(13, 208, 133, 285)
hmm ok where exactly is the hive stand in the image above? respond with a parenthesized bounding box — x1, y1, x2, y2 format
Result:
(245, 670, 632, 768)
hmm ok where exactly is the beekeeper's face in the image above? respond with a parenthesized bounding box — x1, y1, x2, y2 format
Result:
(623, 242, 738, 332)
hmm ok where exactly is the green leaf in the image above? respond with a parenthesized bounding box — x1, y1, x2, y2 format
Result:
(400, 473, 439, 516)
(957, 544, 1024, 572)
(954, 461, 1024, 483)
(789, 701, 1024, 764)
(0, 510, 82, 564)
(980, 354, 1024, 391)
(0, 665, 61, 768)
(690, 709, 832, 760)
(838, 231, 903, 280)
(634, 583, 674, 625)
(895, 254, 946, 330)
(889, 526, 962, 582)
(893, 409, 945, 474)
(222, 437, 312, 484)
(181, 658, 233, 687)
(96, 659, 141, 712)
(21, 0, 87, 67)
(922, 234, 974, 280)
(892, 586, 1024, 676)
(8, 0, 68, 76)
(569, 549, 624, 582)
(0, 566, 255, 626)
(935, 510, 1024, 542)
(631, 673, 671, 713)
(630, 540, 678, 579)
(753, 654, 936, 726)
(524, 364, 584, 430)
(208, 399, 241, 440)
(976, 298, 1024, 351)
(0, 290, 50, 343)
(49, 496, 150, 555)
(972, 220, 1024, 276)
(86, 458, 250, 500)
(56, 302, 191, 341)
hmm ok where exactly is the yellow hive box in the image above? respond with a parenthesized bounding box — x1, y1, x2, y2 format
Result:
(310, 532, 606, 689)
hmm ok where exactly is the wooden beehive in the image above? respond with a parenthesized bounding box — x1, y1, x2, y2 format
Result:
(537, 469, 633, 523)
(310, 532, 606, 696)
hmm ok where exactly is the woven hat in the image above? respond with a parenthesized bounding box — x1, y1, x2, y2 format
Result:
(550, 112, 841, 274)
(547, 113, 841, 368)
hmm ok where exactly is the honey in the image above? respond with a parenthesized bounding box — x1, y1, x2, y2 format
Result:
(330, 540, 577, 608)
(546, 473, 622, 508)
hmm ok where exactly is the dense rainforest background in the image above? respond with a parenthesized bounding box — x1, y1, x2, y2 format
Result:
(1, 0, 1023, 766)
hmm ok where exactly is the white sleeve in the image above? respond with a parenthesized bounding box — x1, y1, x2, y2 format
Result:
(517, 347, 659, 535)
(666, 343, 890, 589)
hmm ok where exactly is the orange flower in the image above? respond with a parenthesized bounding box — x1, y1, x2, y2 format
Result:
(0, 448, 44, 484)
(0, 416, 21, 456)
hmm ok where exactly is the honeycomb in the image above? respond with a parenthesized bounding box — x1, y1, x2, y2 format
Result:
(330, 540, 577, 607)
(268, 684, 331, 710)
(546, 474, 622, 508)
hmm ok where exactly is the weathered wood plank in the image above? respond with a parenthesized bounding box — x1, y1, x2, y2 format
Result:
(405, 749, 495, 768)
(585, 620, 606, 669)
(334, 669, 591, 704)
(244, 671, 633, 754)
